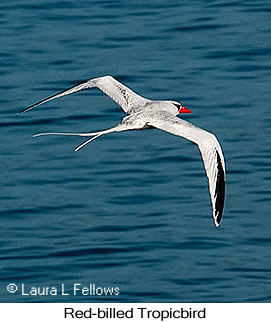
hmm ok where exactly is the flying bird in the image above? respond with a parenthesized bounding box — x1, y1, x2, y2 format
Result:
(19, 75, 225, 226)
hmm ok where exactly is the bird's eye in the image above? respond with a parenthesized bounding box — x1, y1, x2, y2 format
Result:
(173, 103, 181, 108)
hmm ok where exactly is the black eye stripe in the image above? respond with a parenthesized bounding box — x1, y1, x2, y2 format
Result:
(173, 103, 181, 108)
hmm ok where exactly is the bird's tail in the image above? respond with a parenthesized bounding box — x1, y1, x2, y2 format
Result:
(33, 124, 127, 151)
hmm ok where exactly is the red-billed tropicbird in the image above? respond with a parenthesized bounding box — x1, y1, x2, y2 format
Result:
(19, 75, 226, 226)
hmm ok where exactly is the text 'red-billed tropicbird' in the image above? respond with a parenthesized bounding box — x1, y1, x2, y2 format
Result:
(19, 75, 226, 227)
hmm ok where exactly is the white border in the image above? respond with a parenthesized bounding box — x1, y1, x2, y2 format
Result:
(1, 303, 270, 322)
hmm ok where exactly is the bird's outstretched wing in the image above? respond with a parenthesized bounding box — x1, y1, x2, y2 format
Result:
(19, 75, 149, 114)
(147, 114, 225, 227)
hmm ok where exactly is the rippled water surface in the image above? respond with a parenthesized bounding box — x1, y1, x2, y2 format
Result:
(1, 0, 271, 302)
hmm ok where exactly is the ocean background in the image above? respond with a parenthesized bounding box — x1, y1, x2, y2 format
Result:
(1, 0, 271, 302)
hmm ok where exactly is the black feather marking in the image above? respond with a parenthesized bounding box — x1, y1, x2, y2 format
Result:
(118, 87, 129, 105)
(215, 150, 225, 225)
(19, 79, 90, 114)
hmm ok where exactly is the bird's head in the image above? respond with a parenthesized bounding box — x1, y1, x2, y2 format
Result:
(169, 101, 192, 115)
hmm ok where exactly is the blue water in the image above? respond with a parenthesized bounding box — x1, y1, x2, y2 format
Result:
(1, 0, 271, 302)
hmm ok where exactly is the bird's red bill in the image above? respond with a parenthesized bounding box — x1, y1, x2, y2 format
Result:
(179, 106, 192, 114)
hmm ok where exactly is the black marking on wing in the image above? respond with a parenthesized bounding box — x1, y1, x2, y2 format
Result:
(19, 92, 58, 114)
(215, 150, 225, 225)
(19, 79, 90, 114)
(117, 85, 130, 107)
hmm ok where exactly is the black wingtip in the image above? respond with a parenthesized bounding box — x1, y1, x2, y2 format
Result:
(19, 100, 44, 114)
(17, 80, 90, 115)
(214, 150, 225, 226)
(18, 105, 34, 114)
(18, 96, 50, 115)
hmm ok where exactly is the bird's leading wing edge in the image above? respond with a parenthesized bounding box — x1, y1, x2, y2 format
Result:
(147, 115, 226, 227)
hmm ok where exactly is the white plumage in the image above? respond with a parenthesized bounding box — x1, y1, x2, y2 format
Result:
(20, 75, 226, 227)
